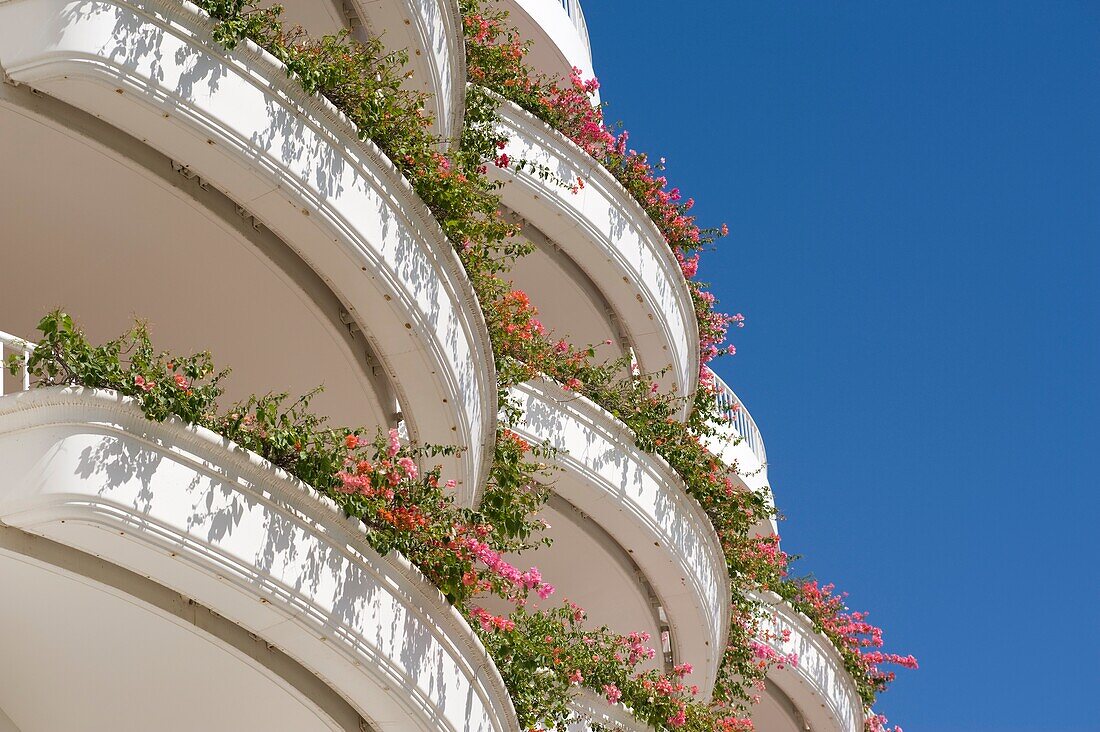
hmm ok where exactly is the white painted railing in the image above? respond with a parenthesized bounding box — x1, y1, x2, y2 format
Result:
(707, 367, 767, 466)
(557, 0, 591, 60)
(0, 330, 32, 395)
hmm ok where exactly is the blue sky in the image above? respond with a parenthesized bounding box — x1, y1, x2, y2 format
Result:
(581, 2, 1100, 730)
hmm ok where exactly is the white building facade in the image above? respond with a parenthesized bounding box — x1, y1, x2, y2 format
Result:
(0, 1, 866, 730)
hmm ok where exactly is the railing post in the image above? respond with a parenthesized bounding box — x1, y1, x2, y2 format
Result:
(0, 330, 34, 396)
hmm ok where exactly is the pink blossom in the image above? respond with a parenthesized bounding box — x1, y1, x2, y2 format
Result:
(397, 456, 418, 481)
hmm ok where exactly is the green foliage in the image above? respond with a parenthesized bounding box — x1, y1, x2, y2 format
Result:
(10, 312, 546, 607)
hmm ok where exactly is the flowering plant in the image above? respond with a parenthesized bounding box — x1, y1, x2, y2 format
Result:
(460, 0, 741, 372)
(11, 313, 766, 729)
(9, 312, 552, 604)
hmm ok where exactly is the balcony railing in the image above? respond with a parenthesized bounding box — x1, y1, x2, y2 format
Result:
(557, 0, 591, 61)
(0, 330, 31, 394)
(708, 367, 767, 466)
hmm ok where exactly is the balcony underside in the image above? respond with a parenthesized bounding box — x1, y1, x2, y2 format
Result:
(0, 529, 358, 731)
(506, 225, 627, 360)
(0, 84, 392, 433)
(507, 379, 729, 698)
(491, 99, 699, 413)
(0, 388, 519, 732)
(0, 0, 495, 505)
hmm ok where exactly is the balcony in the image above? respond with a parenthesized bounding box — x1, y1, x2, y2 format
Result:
(506, 379, 730, 698)
(700, 368, 776, 535)
(752, 593, 863, 732)
(704, 368, 767, 481)
(494, 0, 594, 83)
(0, 0, 495, 505)
(491, 98, 699, 407)
(0, 386, 519, 731)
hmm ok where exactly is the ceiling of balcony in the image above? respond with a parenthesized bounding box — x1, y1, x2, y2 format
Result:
(489, 498, 666, 677)
(507, 235, 626, 359)
(0, 549, 338, 732)
(751, 683, 811, 732)
(263, 0, 346, 37)
(0, 98, 391, 433)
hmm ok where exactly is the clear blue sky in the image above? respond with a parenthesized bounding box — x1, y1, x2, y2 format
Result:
(581, 2, 1099, 730)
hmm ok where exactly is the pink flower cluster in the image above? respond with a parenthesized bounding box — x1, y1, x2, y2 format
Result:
(748, 639, 798, 671)
(793, 581, 918, 690)
(468, 606, 515, 633)
(531, 66, 743, 369)
(621, 631, 657, 665)
(451, 534, 555, 601)
(866, 712, 904, 732)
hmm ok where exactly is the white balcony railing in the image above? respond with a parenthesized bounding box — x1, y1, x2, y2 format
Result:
(490, 97, 699, 411)
(0, 387, 521, 732)
(0, 330, 31, 395)
(557, 0, 591, 61)
(708, 367, 767, 466)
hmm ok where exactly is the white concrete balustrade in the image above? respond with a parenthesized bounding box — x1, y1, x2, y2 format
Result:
(491, 98, 699, 409)
(702, 368, 776, 535)
(0, 387, 520, 732)
(0, 0, 495, 505)
(508, 379, 729, 698)
(566, 689, 653, 732)
(755, 593, 863, 732)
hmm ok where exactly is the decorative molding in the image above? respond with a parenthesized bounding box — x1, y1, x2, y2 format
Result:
(755, 592, 863, 732)
(509, 378, 729, 698)
(0, 387, 519, 732)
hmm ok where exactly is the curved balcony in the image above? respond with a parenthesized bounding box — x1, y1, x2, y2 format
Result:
(496, 0, 594, 83)
(753, 593, 863, 732)
(0, 0, 494, 505)
(508, 379, 729, 698)
(701, 368, 775, 535)
(0, 81, 399, 439)
(491, 98, 699, 408)
(0, 387, 519, 732)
